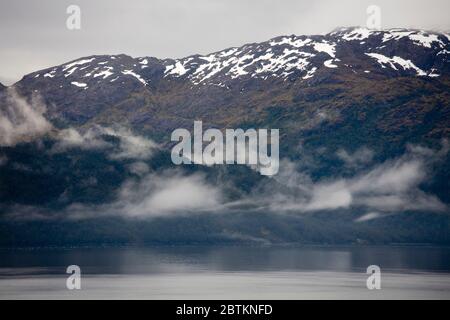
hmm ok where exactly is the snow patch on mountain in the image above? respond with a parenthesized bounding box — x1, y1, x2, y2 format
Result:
(44, 70, 56, 78)
(341, 27, 374, 41)
(166, 61, 189, 76)
(408, 33, 444, 48)
(324, 59, 338, 68)
(122, 70, 147, 85)
(63, 58, 96, 71)
(270, 36, 312, 48)
(64, 67, 78, 77)
(366, 53, 427, 76)
(382, 30, 414, 42)
(302, 67, 317, 79)
(94, 67, 114, 79)
(313, 42, 336, 58)
(71, 81, 87, 88)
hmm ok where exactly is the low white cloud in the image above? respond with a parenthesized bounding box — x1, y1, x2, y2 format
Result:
(0, 90, 157, 162)
(355, 212, 382, 222)
(51, 127, 111, 152)
(349, 158, 424, 194)
(244, 143, 449, 215)
(127, 162, 150, 176)
(336, 147, 374, 167)
(305, 181, 353, 211)
(102, 127, 157, 160)
(61, 170, 223, 219)
(51, 125, 158, 160)
(0, 89, 52, 146)
(3, 140, 448, 221)
(116, 172, 222, 216)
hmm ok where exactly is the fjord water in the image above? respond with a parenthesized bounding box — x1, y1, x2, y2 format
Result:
(0, 246, 449, 299)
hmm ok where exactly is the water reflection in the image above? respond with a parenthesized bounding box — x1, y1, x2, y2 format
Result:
(0, 245, 449, 275)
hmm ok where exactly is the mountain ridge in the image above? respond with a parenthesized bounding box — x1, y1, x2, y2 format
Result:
(17, 27, 450, 86)
(9, 27, 449, 139)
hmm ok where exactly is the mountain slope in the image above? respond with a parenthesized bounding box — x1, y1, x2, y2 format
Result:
(9, 28, 449, 141)
(1, 27, 450, 246)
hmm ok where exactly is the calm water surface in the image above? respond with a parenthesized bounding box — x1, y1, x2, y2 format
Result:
(0, 246, 449, 299)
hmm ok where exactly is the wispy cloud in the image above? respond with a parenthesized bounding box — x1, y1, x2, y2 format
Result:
(248, 143, 448, 215)
(62, 170, 223, 219)
(336, 147, 374, 168)
(0, 89, 52, 146)
(51, 125, 158, 160)
(5, 141, 449, 221)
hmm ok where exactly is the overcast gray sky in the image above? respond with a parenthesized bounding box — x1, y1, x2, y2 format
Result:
(1, 0, 449, 85)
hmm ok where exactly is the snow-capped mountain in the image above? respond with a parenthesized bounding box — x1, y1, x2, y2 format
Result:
(163, 27, 449, 83)
(19, 27, 450, 93)
(9, 27, 449, 134)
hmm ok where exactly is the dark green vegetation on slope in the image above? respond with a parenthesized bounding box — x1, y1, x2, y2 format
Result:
(1, 28, 450, 246)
